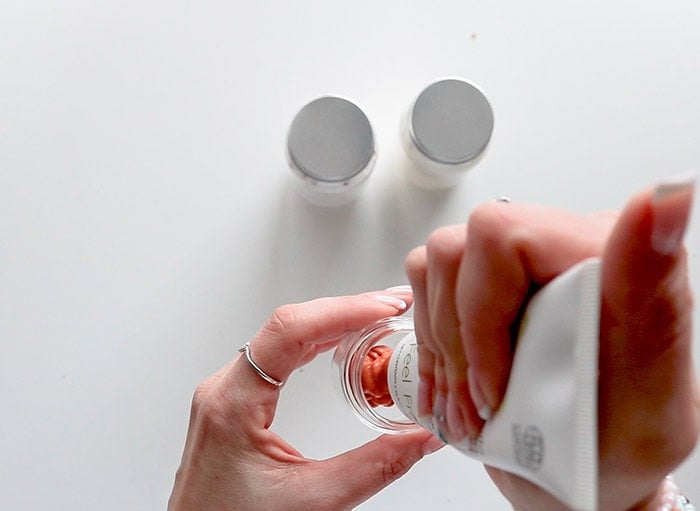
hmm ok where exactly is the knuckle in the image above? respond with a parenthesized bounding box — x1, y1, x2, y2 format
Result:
(194, 389, 233, 440)
(467, 202, 510, 246)
(404, 246, 427, 283)
(189, 381, 232, 440)
(641, 291, 693, 357)
(443, 351, 468, 376)
(418, 362, 435, 381)
(628, 427, 698, 476)
(417, 326, 437, 351)
(425, 226, 464, 265)
(382, 457, 411, 485)
(429, 323, 452, 353)
(190, 379, 214, 418)
(264, 304, 299, 337)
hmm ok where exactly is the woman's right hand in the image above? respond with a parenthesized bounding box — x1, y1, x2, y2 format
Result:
(405, 175, 699, 510)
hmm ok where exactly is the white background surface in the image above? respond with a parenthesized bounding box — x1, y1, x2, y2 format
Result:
(1, 1, 699, 509)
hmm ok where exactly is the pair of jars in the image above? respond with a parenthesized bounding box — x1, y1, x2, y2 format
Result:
(287, 78, 494, 206)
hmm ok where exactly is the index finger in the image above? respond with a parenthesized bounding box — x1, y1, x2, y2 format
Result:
(456, 201, 614, 417)
(223, 289, 414, 426)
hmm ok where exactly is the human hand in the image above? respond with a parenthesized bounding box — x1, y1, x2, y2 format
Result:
(168, 289, 444, 511)
(405, 176, 699, 510)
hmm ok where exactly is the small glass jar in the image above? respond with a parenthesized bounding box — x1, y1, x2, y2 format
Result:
(401, 78, 494, 189)
(332, 316, 425, 434)
(287, 96, 377, 207)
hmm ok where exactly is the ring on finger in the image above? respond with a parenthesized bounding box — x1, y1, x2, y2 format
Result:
(238, 341, 284, 388)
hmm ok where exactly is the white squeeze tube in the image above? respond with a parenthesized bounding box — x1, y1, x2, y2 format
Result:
(333, 258, 602, 511)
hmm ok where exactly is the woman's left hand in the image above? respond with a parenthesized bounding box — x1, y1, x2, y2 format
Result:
(168, 289, 443, 511)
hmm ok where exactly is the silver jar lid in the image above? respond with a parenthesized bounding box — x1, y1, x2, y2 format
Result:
(287, 96, 375, 183)
(408, 78, 493, 165)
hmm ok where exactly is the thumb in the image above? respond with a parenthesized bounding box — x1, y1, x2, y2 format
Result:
(601, 173, 695, 363)
(598, 173, 697, 480)
(313, 431, 444, 510)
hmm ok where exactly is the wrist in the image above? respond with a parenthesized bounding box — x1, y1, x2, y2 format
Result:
(633, 475, 695, 511)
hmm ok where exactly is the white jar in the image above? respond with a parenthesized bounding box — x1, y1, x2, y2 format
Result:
(287, 96, 376, 207)
(401, 78, 494, 189)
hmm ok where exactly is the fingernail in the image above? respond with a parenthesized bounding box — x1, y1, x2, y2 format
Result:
(384, 285, 413, 296)
(652, 173, 696, 255)
(433, 392, 449, 443)
(446, 393, 468, 441)
(422, 434, 446, 455)
(374, 295, 408, 310)
(468, 368, 492, 421)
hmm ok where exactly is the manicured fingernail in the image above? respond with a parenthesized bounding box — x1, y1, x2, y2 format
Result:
(446, 392, 467, 441)
(374, 295, 408, 310)
(652, 173, 696, 255)
(468, 368, 492, 421)
(422, 434, 446, 455)
(384, 284, 413, 296)
(433, 392, 449, 443)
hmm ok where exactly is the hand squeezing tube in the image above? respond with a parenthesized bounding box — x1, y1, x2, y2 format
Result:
(333, 259, 601, 511)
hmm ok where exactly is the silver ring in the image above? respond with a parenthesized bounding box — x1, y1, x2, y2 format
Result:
(496, 196, 511, 203)
(238, 341, 284, 388)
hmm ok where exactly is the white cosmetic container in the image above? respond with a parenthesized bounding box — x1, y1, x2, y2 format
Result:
(287, 96, 376, 207)
(401, 78, 494, 189)
(333, 259, 601, 511)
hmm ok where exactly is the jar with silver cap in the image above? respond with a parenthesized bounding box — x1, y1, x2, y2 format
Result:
(287, 96, 377, 207)
(401, 78, 494, 189)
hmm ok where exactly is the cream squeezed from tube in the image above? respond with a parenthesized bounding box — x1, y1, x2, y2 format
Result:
(386, 258, 601, 511)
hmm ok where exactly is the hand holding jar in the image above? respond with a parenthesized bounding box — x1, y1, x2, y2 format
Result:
(167, 289, 443, 511)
